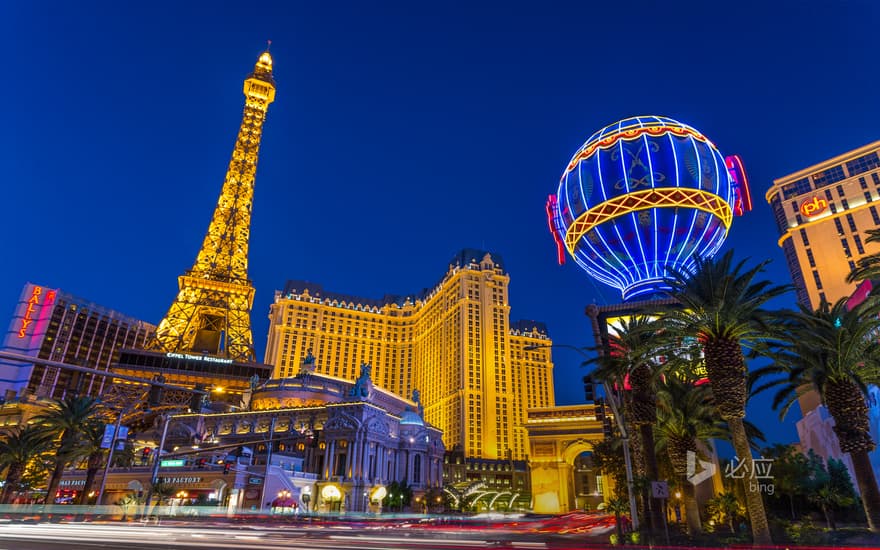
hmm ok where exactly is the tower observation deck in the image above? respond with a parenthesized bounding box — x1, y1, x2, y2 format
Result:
(151, 51, 276, 362)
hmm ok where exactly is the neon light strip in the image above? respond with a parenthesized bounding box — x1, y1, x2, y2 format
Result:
(676, 136, 707, 267)
(545, 195, 566, 265)
(618, 140, 650, 281)
(593, 150, 639, 284)
(664, 132, 681, 271)
(564, 187, 733, 255)
(642, 129, 659, 278)
(686, 145, 721, 262)
(562, 124, 711, 178)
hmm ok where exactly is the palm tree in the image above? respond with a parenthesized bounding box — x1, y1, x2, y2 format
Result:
(847, 228, 880, 284)
(77, 421, 109, 505)
(606, 497, 630, 543)
(655, 377, 714, 535)
(655, 375, 765, 535)
(707, 491, 744, 534)
(809, 484, 854, 530)
(34, 396, 105, 505)
(0, 426, 54, 504)
(752, 297, 880, 530)
(658, 250, 789, 544)
(592, 315, 669, 533)
(148, 481, 176, 516)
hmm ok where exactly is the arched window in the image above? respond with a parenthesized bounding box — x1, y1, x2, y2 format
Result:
(413, 455, 421, 483)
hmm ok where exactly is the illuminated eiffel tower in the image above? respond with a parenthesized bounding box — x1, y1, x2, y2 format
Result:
(151, 50, 276, 362)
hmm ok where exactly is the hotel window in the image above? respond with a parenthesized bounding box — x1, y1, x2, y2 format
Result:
(813, 271, 823, 290)
(842, 238, 853, 258)
(849, 260, 857, 271)
(782, 178, 811, 199)
(842, 198, 850, 210)
(825, 189, 833, 202)
(866, 192, 874, 203)
(806, 249, 816, 268)
(813, 166, 846, 188)
(855, 234, 865, 254)
(830, 203, 838, 214)
(847, 214, 857, 232)
(835, 218, 845, 235)
(846, 152, 880, 176)
(861, 177, 869, 189)
(837, 185, 845, 197)
(800, 229, 810, 246)
(872, 206, 880, 225)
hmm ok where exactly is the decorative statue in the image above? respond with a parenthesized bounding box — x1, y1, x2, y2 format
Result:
(412, 388, 424, 418)
(299, 349, 317, 375)
(349, 362, 373, 400)
(249, 374, 260, 392)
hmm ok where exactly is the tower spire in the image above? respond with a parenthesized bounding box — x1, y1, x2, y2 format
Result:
(151, 51, 276, 362)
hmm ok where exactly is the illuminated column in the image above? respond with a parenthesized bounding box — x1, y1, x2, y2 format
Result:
(151, 51, 276, 362)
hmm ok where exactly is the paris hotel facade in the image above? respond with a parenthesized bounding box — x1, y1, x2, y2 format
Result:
(264, 249, 555, 461)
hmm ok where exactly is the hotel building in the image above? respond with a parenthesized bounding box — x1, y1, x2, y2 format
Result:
(767, 141, 880, 309)
(264, 249, 555, 461)
(0, 282, 154, 400)
(767, 141, 880, 483)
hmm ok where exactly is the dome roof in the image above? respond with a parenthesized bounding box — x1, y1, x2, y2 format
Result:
(400, 409, 424, 426)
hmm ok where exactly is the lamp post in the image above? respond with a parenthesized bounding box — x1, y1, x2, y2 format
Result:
(524, 343, 639, 530)
(96, 403, 134, 506)
(142, 412, 180, 517)
(258, 416, 278, 511)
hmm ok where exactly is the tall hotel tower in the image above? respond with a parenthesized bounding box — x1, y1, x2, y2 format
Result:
(265, 250, 555, 460)
(767, 141, 880, 481)
(767, 141, 880, 308)
(1, 282, 154, 400)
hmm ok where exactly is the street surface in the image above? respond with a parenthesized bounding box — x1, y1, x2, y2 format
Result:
(0, 522, 604, 550)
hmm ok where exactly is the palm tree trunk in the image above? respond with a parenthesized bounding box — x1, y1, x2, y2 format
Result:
(679, 474, 702, 534)
(43, 461, 65, 505)
(79, 467, 99, 505)
(1, 465, 23, 504)
(615, 511, 623, 542)
(789, 494, 796, 520)
(821, 505, 835, 530)
(850, 449, 880, 531)
(640, 423, 664, 536)
(728, 417, 772, 544)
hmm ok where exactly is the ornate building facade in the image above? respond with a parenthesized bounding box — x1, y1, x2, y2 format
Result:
(264, 249, 555, 460)
(59, 360, 445, 513)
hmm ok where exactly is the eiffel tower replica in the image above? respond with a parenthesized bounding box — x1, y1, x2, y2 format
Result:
(151, 50, 275, 362)
(109, 50, 276, 405)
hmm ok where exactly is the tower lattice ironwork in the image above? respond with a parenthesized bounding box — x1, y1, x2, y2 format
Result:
(151, 51, 276, 362)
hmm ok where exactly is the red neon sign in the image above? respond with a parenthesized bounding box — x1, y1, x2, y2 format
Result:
(18, 286, 44, 338)
(546, 195, 566, 265)
(800, 196, 828, 217)
(725, 155, 752, 216)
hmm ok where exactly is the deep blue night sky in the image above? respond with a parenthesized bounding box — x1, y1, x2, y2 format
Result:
(4, 1, 880, 450)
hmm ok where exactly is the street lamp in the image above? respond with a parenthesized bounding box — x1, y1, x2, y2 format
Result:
(524, 343, 640, 530)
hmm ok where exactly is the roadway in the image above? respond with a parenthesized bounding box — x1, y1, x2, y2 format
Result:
(0, 522, 598, 550)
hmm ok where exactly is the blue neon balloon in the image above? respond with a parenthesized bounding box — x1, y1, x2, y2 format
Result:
(550, 116, 737, 300)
